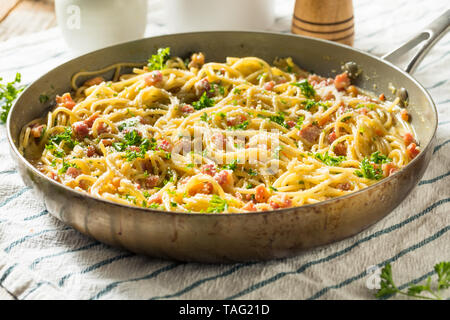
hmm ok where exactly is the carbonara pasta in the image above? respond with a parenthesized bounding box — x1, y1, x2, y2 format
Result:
(20, 48, 420, 213)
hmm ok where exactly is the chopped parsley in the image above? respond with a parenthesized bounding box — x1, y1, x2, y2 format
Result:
(0, 73, 24, 123)
(39, 94, 49, 104)
(58, 160, 79, 174)
(314, 152, 346, 166)
(193, 92, 215, 110)
(206, 195, 228, 213)
(200, 112, 209, 122)
(229, 120, 249, 130)
(295, 115, 305, 129)
(269, 112, 289, 128)
(222, 159, 239, 171)
(354, 158, 383, 180)
(269, 186, 278, 192)
(148, 47, 171, 70)
(47, 127, 78, 149)
(247, 168, 258, 176)
(291, 79, 316, 99)
(370, 151, 392, 164)
(301, 99, 329, 111)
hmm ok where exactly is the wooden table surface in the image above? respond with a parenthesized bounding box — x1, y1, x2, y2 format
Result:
(0, 0, 56, 41)
(0, 0, 55, 300)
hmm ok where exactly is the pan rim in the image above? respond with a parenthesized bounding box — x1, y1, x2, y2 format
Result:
(6, 30, 439, 218)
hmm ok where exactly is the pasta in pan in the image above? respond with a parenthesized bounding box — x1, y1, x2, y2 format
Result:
(20, 48, 420, 213)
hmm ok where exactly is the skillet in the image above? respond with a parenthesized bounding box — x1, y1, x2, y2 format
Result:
(6, 10, 449, 262)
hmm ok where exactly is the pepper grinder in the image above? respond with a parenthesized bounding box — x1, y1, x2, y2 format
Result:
(291, 0, 354, 46)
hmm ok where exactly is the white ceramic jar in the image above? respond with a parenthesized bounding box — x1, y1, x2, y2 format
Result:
(55, 0, 148, 55)
(163, 0, 275, 33)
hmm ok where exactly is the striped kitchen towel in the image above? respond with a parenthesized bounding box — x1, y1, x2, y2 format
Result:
(0, 0, 449, 300)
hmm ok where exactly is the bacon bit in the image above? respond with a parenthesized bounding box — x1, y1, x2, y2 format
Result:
(358, 107, 369, 115)
(189, 182, 213, 196)
(144, 71, 163, 86)
(112, 177, 121, 188)
(382, 162, 398, 177)
(101, 139, 112, 146)
(72, 121, 90, 138)
(79, 180, 90, 190)
(148, 193, 162, 204)
(188, 52, 205, 69)
(181, 104, 194, 114)
(336, 183, 351, 191)
(318, 116, 329, 126)
(298, 124, 321, 143)
(137, 116, 150, 125)
(255, 185, 270, 203)
(286, 120, 296, 129)
(96, 122, 109, 134)
(83, 76, 104, 87)
(214, 170, 234, 187)
(201, 164, 217, 176)
(346, 85, 358, 97)
(242, 201, 257, 212)
(403, 132, 415, 145)
(195, 78, 211, 96)
(226, 114, 247, 127)
(400, 109, 409, 122)
(86, 146, 96, 157)
(375, 128, 384, 136)
(46, 171, 59, 181)
(328, 131, 337, 144)
(334, 72, 351, 90)
(157, 139, 172, 152)
(143, 175, 159, 188)
(263, 81, 275, 91)
(379, 93, 386, 101)
(66, 167, 81, 178)
(269, 195, 293, 210)
(83, 111, 100, 128)
(407, 143, 420, 159)
(126, 146, 141, 153)
(30, 124, 45, 138)
(56, 93, 76, 110)
(307, 74, 326, 86)
(212, 133, 227, 150)
(333, 142, 347, 156)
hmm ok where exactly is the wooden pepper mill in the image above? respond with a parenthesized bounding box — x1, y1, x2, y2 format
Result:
(291, 0, 354, 46)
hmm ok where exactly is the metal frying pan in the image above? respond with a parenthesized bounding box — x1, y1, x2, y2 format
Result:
(7, 11, 449, 262)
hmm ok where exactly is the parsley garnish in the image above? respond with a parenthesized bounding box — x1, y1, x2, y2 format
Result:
(58, 160, 79, 174)
(314, 152, 346, 166)
(206, 195, 228, 213)
(370, 151, 391, 164)
(247, 169, 258, 176)
(354, 158, 383, 180)
(295, 115, 305, 129)
(375, 261, 450, 300)
(39, 94, 49, 104)
(47, 127, 78, 149)
(148, 47, 171, 70)
(0, 73, 24, 123)
(269, 112, 289, 128)
(222, 159, 239, 171)
(193, 92, 215, 110)
(200, 112, 209, 122)
(291, 80, 316, 99)
(269, 186, 278, 192)
(229, 120, 249, 130)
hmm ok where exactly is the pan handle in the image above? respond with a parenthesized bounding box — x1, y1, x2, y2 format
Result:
(382, 9, 450, 74)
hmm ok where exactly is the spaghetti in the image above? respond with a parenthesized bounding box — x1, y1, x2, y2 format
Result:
(20, 49, 420, 213)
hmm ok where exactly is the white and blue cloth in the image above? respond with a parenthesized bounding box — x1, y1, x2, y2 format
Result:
(0, 0, 449, 299)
